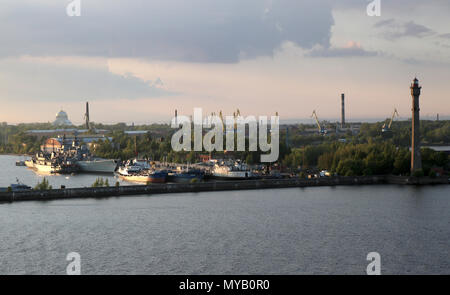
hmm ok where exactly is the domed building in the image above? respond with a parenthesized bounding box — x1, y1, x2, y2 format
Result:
(53, 110, 72, 126)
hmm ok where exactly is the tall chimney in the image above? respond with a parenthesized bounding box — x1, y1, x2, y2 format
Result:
(341, 93, 345, 127)
(175, 109, 178, 125)
(410, 78, 422, 174)
(85, 101, 90, 130)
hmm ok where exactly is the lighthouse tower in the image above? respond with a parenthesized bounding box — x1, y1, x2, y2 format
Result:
(410, 78, 422, 174)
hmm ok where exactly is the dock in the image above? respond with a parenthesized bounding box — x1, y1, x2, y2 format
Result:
(0, 175, 448, 203)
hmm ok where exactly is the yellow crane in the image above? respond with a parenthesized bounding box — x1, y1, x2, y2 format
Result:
(311, 110, 326, 134)
(382, 108, 399, 132)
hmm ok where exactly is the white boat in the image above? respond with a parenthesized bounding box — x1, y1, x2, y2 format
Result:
(117, 165, 142, 176)
(26, 156, 60, 173)
(117, 159, 150, 176)
(212, 160, 253, 180)
(77, 158, 117, 173)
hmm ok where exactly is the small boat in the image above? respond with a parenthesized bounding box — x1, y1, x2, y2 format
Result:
(15, 160, 26, 166)
(0, 179, 32, 192)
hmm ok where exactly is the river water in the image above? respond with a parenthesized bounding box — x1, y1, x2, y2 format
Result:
(0, 155, 449, 274)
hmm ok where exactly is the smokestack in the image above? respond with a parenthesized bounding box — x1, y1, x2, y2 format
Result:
(437, 113, 439, 121)
(85, 101, 90, 129)
(341, 93, 345, 127)
(175, 109, 178, 125)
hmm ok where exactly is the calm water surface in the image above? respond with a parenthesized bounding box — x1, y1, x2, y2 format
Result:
(0, 156, 449, 274)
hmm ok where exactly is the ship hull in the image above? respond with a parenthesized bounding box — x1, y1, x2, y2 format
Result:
(167, 173, 204, 183)
(33, 163, 59, 174)
(211, 175, 254, 180)
(119, 172, 167, 183)
(77, 159, 117, 173)
(212, 170, 253, 180)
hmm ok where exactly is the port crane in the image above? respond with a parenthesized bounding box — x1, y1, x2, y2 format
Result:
(311, 110, 327, 134)
(382, 108, 399, 132)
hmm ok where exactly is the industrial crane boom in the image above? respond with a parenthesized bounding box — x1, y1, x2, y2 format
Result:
(388, 108, 399, 129)
(311, 110, 322, 132)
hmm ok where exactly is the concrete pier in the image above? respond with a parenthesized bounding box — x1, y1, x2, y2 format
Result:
(0, 176, 448, 203)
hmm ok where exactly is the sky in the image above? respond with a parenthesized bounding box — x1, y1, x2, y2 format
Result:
(0, 0, 449, 125)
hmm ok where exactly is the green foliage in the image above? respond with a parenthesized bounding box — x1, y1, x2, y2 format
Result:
(34, 178, 52, 190)
(428, 170, 437, 178)
(190, 178, 199, 183)
(412, 169, 424, 177)
(92, 177, 109, 187)
(115, 181, 120, 187)
(7, 186, 12, 193)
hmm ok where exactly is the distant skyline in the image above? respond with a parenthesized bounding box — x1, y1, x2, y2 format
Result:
(1, 0, 449, 124)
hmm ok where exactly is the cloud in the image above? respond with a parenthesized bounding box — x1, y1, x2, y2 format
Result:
(307, 41, 378, 58)
(0, 58, 174, 102)
(0, 0, 334, 63)
(374, 20, 435, 40)
(440, 33, 450, 39)
(374, 19, 395, 28)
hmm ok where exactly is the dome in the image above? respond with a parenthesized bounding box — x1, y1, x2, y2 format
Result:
(56, 110, 68, 118)
(53, 109, 72, 126)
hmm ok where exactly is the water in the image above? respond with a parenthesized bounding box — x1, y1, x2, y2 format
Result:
(0, 155, 449, 274)
(0, 155, 128, 188)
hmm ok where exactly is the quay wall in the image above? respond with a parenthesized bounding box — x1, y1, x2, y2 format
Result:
(0, 176, 448, 203)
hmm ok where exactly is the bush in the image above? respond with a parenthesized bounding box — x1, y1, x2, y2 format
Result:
(7, 186, 12, 193)
(92, 177, 107, 187)
(34, 178, 52, 190)
(412, 169, 424, 177)
(428, 170, 437, 178)
(190, 178, 199, 184)
(115, 181, 120, 187)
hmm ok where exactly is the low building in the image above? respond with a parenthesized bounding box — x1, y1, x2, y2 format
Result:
(40, 135, 112, 153)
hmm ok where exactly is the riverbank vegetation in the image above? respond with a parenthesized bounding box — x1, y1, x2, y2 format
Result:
(1, 120, 449, 176)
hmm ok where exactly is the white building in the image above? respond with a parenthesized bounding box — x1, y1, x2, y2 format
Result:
(53, 110, 72, 126)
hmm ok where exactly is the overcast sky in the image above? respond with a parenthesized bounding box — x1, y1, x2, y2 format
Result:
(1, 0, 449, 124)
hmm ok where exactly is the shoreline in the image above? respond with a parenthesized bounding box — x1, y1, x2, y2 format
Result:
(0, 175, 448, 203)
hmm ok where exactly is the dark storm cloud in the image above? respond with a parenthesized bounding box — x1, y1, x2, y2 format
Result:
(0, 0, 334, 63)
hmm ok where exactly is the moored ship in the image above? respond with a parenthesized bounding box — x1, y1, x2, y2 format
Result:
(212, 160, 254, 180)
(118, 170, 167, 183)
(77, 158, 117, 173)
(167, 168, 204, 183)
